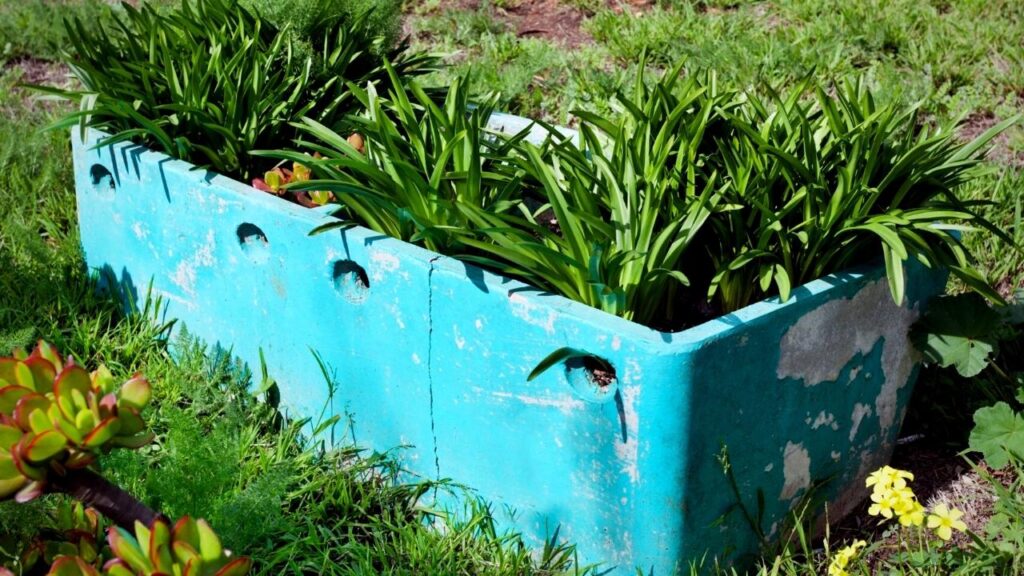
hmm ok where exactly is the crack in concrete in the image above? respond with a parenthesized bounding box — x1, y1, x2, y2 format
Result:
(427, 256, 442, 481)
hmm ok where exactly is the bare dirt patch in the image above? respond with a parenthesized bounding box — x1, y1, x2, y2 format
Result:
(404, 0, 598, 48)
(0, 57, 74, 117)
(959, 111, 1024, 169)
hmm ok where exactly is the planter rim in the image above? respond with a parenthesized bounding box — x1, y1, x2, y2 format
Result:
(79, 124, 888, 352)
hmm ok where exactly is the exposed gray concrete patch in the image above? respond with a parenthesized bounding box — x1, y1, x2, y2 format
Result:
(780, 441, 810, 500)
(777, 280, 918, 392)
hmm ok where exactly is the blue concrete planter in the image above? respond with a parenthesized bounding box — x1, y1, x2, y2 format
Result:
(72, 125, 946, 574)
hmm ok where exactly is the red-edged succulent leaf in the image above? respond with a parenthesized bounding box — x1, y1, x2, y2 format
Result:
(119, 375, 151, 411)
(28, 407, 52, 435)
(50, 403, 84, 444)
(82, 417, 121, 449)
(13, 361, 35, 391)
(0, 453, 28, 499)
(196, 520, 223, 563)
(0, 358, 16, 386)
(172, 516, 199, 550)
(14, 479, 46, 503)
(98, 393, 118, 419)
(0, 423, 21, 449)
(102, 559, 135, 576)
(55, 365, 92, 421)
(46, 555, 100, 576)
(117, 407, 145, 436)
(109, 431, 155, 449)
(172, 540, 201, 566)
(24, 430, 67, 464)
(64, 451, 96, 470)
(35, 340, 63, 373)
(213, 556, 252, 576)
(75, 410, 97, 437)
(24, 355, 57, 394)
(108, 527, 150, 573)
(11, 440, 45, 480)
(0, 385, 32, 414)
(90, 365, 117, 396)
(13, 393, 49, 430)
(149, 517, 174, 573)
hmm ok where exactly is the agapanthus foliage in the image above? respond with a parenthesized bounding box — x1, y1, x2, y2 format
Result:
(0, 341, 154, 502)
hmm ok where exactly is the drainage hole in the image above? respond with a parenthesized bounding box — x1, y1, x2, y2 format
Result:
(565, 355, 618, 403)
(332, 260, 370, 304)
(236, 223, 270, 263)
(89, 164, 115, 199)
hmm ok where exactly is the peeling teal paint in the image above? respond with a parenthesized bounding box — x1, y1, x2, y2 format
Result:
(73, 127, 947, 574)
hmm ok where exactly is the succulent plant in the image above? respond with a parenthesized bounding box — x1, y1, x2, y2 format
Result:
(0, 341, 155, 502)
(35, 517, 251, 576)
(252, 157, 335, 207)
(20, 502, 108, 573)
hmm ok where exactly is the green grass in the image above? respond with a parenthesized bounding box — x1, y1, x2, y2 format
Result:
(3, 0, 1024, 573)
(0, 3, 591, 574)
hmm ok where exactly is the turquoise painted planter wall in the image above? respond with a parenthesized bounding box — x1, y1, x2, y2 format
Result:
(72, 126, 947, 574)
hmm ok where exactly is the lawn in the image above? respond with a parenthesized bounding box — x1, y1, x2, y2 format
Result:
(1, 0, 1023, 574)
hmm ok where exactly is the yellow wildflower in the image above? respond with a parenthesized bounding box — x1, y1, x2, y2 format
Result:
(898, 500, 926, 527)
(927, 503, 967, 541)
(866, 466, 914, 492)
(827, 540, 866, 576)
(868, 486, 916, 519)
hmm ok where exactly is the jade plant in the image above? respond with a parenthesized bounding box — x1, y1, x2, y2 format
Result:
(31, 517, 251, 576)
(0, 342, 250, 576)
(2, 516, 250, 576)
(0, 341, 155, 528)
(18, 502, 107, 573)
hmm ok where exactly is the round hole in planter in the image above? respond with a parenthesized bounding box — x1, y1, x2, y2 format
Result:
(565, 355, 618, 403)
(89, 164, 115, 200)
(332, 260, 370, 304)
(236, 223, 269, 264)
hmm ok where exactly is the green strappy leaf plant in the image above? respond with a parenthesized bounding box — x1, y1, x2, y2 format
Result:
(456, 67, 735, 328)
(262, 63, 530, 254)
(706, 81, 1020, 313)
(31, 0, 435, 181)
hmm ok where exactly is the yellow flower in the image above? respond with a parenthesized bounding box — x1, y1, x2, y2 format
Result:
(927, 503, 967, 541)
(898, 500, 926, 527)
(828, 540, 866, 576)
(866, 466, 914, 492)
(869, 486, 915, 519)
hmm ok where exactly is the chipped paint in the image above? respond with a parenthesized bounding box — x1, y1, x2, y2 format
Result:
(611, 335, 622, 351)
(411, 353, 422, 365)
(490, 390, 584, 415)
(453, 324, 466, 349)
(849, 403, 872, 442)
(369, 249, 408, 282)
(169, 230, 216, 297)
(811, 411, 838, 431)
(131, 222, 148, 239)
(780, 441, 810, 501)
(508, 292, 557, 335)
(777, 280, 918, 393)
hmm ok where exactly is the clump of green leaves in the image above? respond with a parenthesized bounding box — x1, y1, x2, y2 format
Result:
(267, 63, 530, 254)
(37, 0, 435, 181)
(706, 81, 1018, 313)
(0, 341, 153, 503)
(461, 67, 731, 327)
